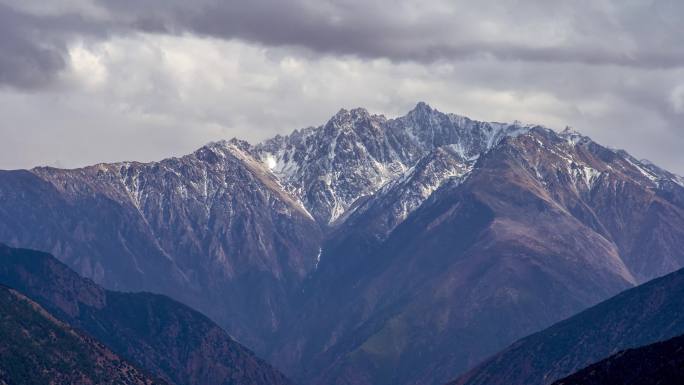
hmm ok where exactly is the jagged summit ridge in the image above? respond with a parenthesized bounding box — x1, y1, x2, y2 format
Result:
(255, 102, 537, 224)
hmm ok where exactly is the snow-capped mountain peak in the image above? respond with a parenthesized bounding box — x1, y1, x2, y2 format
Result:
(256, 103, 536, 224)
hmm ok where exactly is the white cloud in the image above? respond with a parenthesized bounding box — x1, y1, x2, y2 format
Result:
(66, 42, 108, 89)
(670, 85, 684, 114)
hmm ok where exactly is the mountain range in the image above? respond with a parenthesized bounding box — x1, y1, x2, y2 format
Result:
(1, 102, 684, 384)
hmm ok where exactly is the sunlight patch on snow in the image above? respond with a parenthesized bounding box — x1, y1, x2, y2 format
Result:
(266, 155, 277, 170)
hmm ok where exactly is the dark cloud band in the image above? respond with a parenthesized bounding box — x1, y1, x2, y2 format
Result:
(2, 0, 683, 89)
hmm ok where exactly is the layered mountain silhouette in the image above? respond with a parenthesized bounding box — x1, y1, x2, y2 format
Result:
(552, 333, 684, 385)
(1, 103, 684, 384)
(0, 284, 163, 385)
(451, 266, 684, 385)
(0, 244, 292, 385)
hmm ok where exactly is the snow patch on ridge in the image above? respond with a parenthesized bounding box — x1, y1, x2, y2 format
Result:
(314, 248, 322, 270)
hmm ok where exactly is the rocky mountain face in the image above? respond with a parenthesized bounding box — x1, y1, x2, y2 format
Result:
(1, 103, 684, 385)
(256, 103, 529, 224)
(0, 139, 321, 351)
(0, 284, 163, 385)
(552, 333, 684, 385)
(0, 244, 293, 385)
(451, 266, 684, 385)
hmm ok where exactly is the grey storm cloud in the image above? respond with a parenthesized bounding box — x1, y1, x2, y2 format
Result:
(2, 0, 684, 89)
(0, 2, 112, 89)
(0, 4, 66, 88)
(104, 0, 684, 67)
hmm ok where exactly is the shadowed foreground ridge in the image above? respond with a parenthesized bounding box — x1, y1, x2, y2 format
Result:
(0, 284, 164, 385)
(553, 333, 684, 385)
(451, 267, 684, 385)
(0, 244, 293, 385)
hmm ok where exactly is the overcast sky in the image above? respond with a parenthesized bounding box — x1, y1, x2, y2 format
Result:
(0, 0, 682, 174)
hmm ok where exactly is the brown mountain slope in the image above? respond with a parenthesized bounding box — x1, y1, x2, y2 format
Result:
(0, 285, 164, 385)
